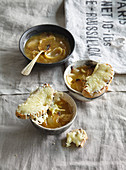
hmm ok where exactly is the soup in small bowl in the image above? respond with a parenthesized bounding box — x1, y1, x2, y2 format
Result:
(64, 60, 114, 102)
(31, 91, 77, 135)
(16, 84, 77, 135)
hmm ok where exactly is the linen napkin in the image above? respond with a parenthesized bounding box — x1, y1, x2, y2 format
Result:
(65, 0, 126, 74)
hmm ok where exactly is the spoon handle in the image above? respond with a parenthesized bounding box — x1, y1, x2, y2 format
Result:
(21, 50, 44, 76)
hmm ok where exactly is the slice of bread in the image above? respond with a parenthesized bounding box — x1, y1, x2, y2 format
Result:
(16, 84, 54, 119)
(82, 63, 114, 98)
(66, 128, 88, 147)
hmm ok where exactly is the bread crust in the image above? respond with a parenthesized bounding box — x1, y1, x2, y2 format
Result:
(15, 110, 44, 119)
(82, 86, 108, 98)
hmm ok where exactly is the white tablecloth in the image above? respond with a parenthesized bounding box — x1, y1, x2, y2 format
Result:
(0, 0, 126, 170)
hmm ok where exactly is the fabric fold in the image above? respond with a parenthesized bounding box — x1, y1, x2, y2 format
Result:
(65, 0, 126, 74)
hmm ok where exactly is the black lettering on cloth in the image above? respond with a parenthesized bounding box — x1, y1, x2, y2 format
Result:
(87, 21, 98, 25)
(86, 1, 97, 5)
(101, 1, 112, 7)
(86, 39, 99, 43)
(118, 10, 126, 17)
(88, 48, 100, 52)
(119, 20, 126, 24)
(117, 2, 126, 9)
(86, 26, 98, 31)
(102, 23, 113, 29)
(103, 36, 113, 41)
(86, 31, 98, 35)
(101, 7, 112, 13)
(87, 43, 99, 47)
(101, 1, 113, 17)
(86, 13, 97, 17)
(103, 36, 113, 46)
(85, 3, 101, 57)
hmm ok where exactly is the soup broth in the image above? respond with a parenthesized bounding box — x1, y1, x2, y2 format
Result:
(24, 32, 70, 64)
(66, 65, 95, 92)
(41, 98, 73, 128)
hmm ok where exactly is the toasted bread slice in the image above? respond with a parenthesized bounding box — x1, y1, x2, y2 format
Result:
(16, 84, 54, 119)
(66, 128, 88, 147)
(82, 63, 114, 98)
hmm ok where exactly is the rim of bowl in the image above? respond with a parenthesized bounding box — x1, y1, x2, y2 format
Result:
(31, 92, 77, 131)
(64, 60, 106, 100)
(19, 24, 75, 66)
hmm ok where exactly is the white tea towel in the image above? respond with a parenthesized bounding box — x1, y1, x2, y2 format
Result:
(65, 0, 126, 73)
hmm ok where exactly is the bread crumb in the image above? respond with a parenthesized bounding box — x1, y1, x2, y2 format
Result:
(66, 128, 88, 148)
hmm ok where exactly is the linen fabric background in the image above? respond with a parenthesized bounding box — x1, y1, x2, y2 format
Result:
(0, 0, 126, 170)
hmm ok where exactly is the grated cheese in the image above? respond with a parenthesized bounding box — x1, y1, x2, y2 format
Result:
(33, 113, 48, 124)
(85, 63, 113, 95)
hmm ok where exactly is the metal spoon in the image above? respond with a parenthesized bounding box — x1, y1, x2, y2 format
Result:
(21, 50, 44, 76)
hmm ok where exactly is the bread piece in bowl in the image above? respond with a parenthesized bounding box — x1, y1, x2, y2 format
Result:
(16, 84, 54, 119)
(82, 63, 114, 98)
(64, 60, 114, 101)
(66, 128, 88, 147)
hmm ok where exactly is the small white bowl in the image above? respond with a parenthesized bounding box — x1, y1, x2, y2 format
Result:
(64, 60, 106, 102)
(31, 92, 77, 135)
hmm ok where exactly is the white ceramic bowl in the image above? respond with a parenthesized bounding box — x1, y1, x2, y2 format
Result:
(64, 60, 107, 102)
(31, 92, 77, 135)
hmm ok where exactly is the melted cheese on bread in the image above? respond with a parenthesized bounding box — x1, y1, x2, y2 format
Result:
(16, 85, 54, 118)
(66, 129, 88, 147)
(84, 63, 114, 95)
